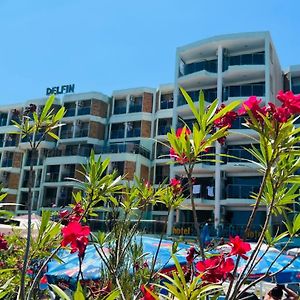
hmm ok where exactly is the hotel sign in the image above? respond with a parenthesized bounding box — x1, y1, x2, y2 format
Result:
(46, 84, 75, 96)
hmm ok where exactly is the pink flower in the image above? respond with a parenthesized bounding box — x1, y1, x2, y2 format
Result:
(228, 236, 251, 260)
(277, 90, 300, 114)
(61, 221, 90, 257)
(238, 96, 263, 117)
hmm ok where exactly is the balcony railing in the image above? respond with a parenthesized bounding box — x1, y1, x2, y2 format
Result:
(127, 128, 141, 138)
(60, 130, 73, 139)
(61, 173, 75, 181)
(226, 184, 260, 199)
(4, 140, 17, 147)
(157, 126, 171, 135)
(110, 130, 125, 139)
(25, 158, 38, 166)
(160, 101, 173, 109)
(45, 173, 59, 182)
(180, 59, 217, 77)
(227, 148, 257, 162)
(97, 143, 151, 159)
(75, 129, 89, 138)
(2, 159, 13, 167)
(0, 118, 7, 126)
(64, 108, 76, 117)
(113, 106, 126, 115)
(77, 107, 91, 115)
(129, 105, 142, 113)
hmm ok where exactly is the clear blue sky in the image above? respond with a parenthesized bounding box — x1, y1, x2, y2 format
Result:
(1, 0, 299, 104)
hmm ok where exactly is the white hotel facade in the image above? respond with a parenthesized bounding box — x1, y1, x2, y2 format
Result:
(0, 32, 299, 237)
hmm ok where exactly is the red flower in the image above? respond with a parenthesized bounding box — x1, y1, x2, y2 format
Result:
(73, 203, 84, 215)
(176, 127, 191, 138)
(186, 246, 196, 263)
(0, 234, 8, 250)
(238, 96, 264, 118)
(228, 236, 251, 260)
(59, 209, 69, 219)
(61, 221, 90, 257)
(140, 285, 156, 300)
(196, 255, 234, 283)
(170, 178, 182, 195)
(277, 90, 300, 114)
(214, 104, 237, 129)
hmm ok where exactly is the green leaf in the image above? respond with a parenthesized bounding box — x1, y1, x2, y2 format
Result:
(53, 107, 66, 123)
(293, 213, 300, 234)
(47, 131, 59, 140)
(180, 87, 199, 123)
(103, 290, 120, 300)
(49, 284, 72, 300)
(41, 94, 55, 121)
(74, 281, 85, 300)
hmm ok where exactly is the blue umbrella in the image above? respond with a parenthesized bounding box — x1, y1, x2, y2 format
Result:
(46, 236, 190, 288)
(236, 250, 300, 284)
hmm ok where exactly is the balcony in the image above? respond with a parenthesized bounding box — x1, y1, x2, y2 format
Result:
(223, 83, 265, 101)
(25, 158, 38, 166)
(61, 172, 75, 181)
(127, 128, 141, 138)
(78, 106, 91, 115)
(97, 143, 151, 159)
(226, 184, 260, 199)
(75, 129, 89, 138)
(110, 130, 125, 139)
(157, 126, 171, 136)
(4, 139, 17, 147)
(45, 173, 60, 182)
(2, 159, 12, 168)
(64, 108, 76, 117)
(160, 100, 173, 110)
(113, 106, 126, 115)
(0, 118, 7, 127)
(180, 59, 218, 77)
(60, 130, 73, 139)
(129, 105, 142, 113)
(226, 52, 265, 69)
(178, 88, 217, 106)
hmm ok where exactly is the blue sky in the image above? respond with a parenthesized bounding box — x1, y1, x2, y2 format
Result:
(1, 0, 299, 104)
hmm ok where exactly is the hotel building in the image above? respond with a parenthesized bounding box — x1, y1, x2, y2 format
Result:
(0, 31, 299, 237)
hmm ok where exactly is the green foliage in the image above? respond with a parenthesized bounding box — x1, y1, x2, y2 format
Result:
(157, 255, 221, 300)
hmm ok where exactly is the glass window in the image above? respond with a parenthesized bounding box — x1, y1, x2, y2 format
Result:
(253, 53, 265, 64)
(252, 84, 265, 96)
(229, 56, 240, 66)
(241, 85, 252, 96)
(229, 86, 240, 97)
(241, 54, 252, 65)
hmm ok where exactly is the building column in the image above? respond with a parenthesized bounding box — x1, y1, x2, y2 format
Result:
(214, 45, 223, 232)
(167, 52, 181, 236)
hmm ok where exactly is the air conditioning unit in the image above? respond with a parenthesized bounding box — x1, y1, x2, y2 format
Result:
(129, 96, 134, 102)
(78, 101, 85, 107)
(76, 120, 82, 126)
